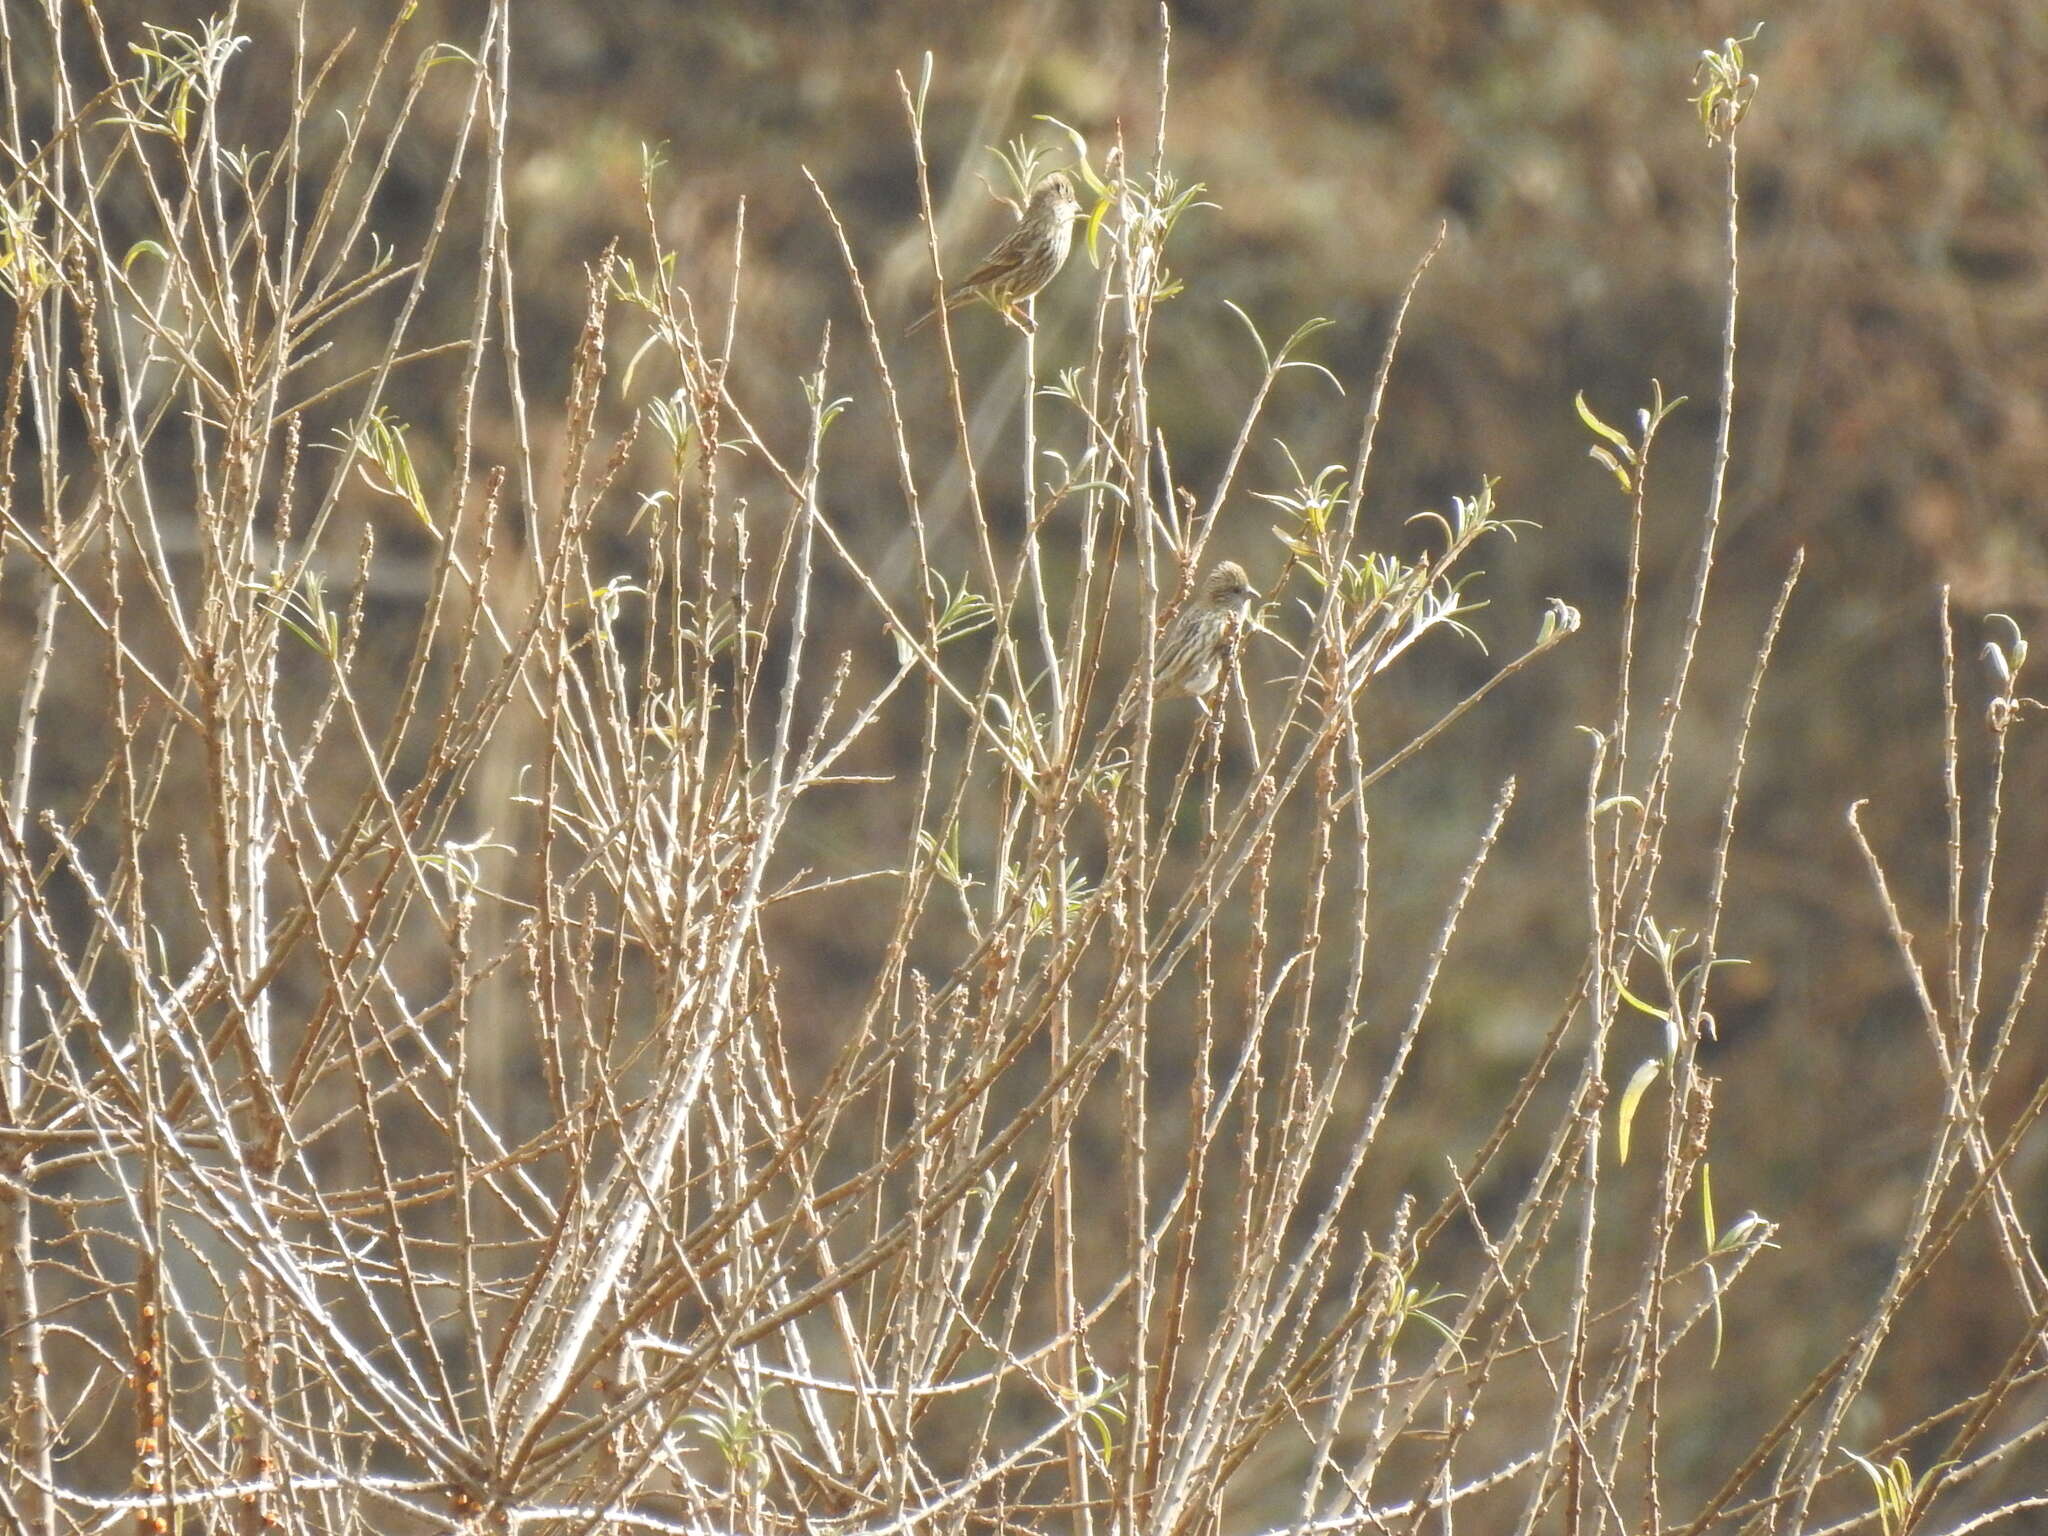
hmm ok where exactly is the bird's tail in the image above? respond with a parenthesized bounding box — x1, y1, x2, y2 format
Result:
(905, 292, 958, 336)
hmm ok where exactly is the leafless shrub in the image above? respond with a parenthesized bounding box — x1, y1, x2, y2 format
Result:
(1, 11, 2043, 1536)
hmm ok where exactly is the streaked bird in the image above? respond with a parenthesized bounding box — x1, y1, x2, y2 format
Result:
(908, 172, 1083, 335)
(1152, 561, 1258, 705)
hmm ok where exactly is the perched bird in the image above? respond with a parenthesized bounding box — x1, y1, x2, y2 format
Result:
(908, 172, 1083, 335)
(1152, 561, 1259, 706)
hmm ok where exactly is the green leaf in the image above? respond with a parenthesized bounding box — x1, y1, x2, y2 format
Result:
(1277, 356, 1344, 395)
(1084, 193, 1110, 267)
(1220, 299, 1269, 372)
(1588, 444, 1633, 492)
(1276, 314, 1335, 362)
(1616, 1057, 1662, 1165)
(1032, 115, 1112, 198)
(1704, 1257, 1726, 1367)
(123, 240, 169, 277)
(1612, 970, 1673, 1024)
(1575, 390, 1634, 455)
(1716, 1210, 1774, 1255)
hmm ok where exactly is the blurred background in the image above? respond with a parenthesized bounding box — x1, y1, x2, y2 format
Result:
(12, 0, 2048, 1519)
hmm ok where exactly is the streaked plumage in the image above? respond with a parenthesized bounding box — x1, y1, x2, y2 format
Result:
(1153, 561, 1258, 703)
(908, 172, 1082, 335)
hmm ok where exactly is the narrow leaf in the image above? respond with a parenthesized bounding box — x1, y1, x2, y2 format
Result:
(1612, 971, 1673, 1024)
(1588, 444, 1633, 492)
(1616, 1056, 1662, 1164)
(1575, 390, 1634, 454)
(123, 239, 170, 276)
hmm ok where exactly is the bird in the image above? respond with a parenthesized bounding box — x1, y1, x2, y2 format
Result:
(1151, 561, 1259, 706)
(908, 171, 1083, 336)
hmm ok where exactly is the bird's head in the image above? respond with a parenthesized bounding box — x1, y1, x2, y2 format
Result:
(1034, 171, 1083, 221)
(1202, 561, 1258, 618)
